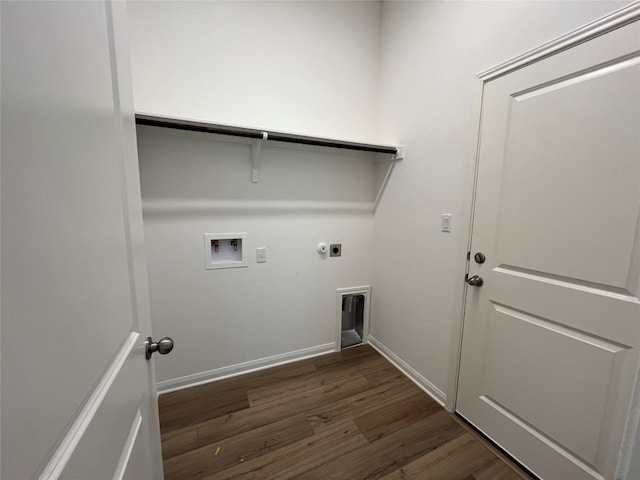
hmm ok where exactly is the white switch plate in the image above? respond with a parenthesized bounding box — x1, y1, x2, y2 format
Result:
(441, 214, 452, 232)
(256, 247, 267, 263)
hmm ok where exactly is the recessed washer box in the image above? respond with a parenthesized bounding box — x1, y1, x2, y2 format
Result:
(204, 233, 247, 270)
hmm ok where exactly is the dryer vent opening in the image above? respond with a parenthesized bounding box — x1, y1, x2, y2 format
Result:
(341, 294, 365, 349)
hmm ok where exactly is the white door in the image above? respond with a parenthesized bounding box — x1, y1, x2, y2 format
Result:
(457, 15, 640, 480)
(1, 1, 165, 478)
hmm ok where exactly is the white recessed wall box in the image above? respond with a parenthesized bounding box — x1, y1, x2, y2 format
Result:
(204, 233, 248, 270)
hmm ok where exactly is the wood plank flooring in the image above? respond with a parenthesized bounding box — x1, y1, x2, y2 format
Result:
(159, 345, 530, 480)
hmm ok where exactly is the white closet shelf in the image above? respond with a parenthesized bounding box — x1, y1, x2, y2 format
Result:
(135, 113, 400, 156)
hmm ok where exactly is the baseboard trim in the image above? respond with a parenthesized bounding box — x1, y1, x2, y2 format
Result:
(157, 343, 336, 395)
(367, 335, 447, 407)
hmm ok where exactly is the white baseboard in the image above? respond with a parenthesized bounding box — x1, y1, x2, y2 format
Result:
(157, 343, 336, 395)
(367, 335, 447, 407)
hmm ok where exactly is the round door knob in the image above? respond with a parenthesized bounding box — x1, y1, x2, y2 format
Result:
(467, 275, 484, 287)
(146, 336, 174, 359)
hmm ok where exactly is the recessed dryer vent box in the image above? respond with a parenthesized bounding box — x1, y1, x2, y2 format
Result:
(204, 233, 247, 270)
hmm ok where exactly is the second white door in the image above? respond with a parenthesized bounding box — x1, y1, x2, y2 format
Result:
(457, 17, 640, 480)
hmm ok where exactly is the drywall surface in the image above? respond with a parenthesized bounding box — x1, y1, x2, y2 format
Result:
(127, 0, 382, 143)
(372, 0, 631, 406)
(137, 126, 375, 386)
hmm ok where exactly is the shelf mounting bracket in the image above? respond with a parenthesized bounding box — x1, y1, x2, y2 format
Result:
(374, 145, 404, 165)
(251, 132, 268, 183)
(394, 145, 405, 161)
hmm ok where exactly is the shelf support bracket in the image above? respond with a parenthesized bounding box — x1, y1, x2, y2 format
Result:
(251, 132, 268, 183)
(393, 145, 404, 161)
(374, 145, 404, 165)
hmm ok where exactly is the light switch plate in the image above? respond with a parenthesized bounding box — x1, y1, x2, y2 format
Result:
(256, 247, 267, 263)
(441, 214, 452, 233)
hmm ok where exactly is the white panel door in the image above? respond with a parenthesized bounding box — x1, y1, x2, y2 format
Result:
(457, 18, 640, 480)
(1, 1, 164, 478)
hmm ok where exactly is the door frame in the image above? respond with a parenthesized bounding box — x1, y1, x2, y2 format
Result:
(448, 3, 640, 477)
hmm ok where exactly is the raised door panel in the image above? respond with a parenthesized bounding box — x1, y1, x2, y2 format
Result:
(482, 304, 628, 465)
(498, 58, 640, 290)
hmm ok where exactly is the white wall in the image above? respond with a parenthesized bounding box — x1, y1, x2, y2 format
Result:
(371, 0, 631, 407)
(137, 126, 378, 388)
(128, 0, 385, 389)
(127, 0, 382, 143)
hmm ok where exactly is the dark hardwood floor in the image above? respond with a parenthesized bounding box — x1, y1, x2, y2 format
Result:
(158, 345, 530, 480)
